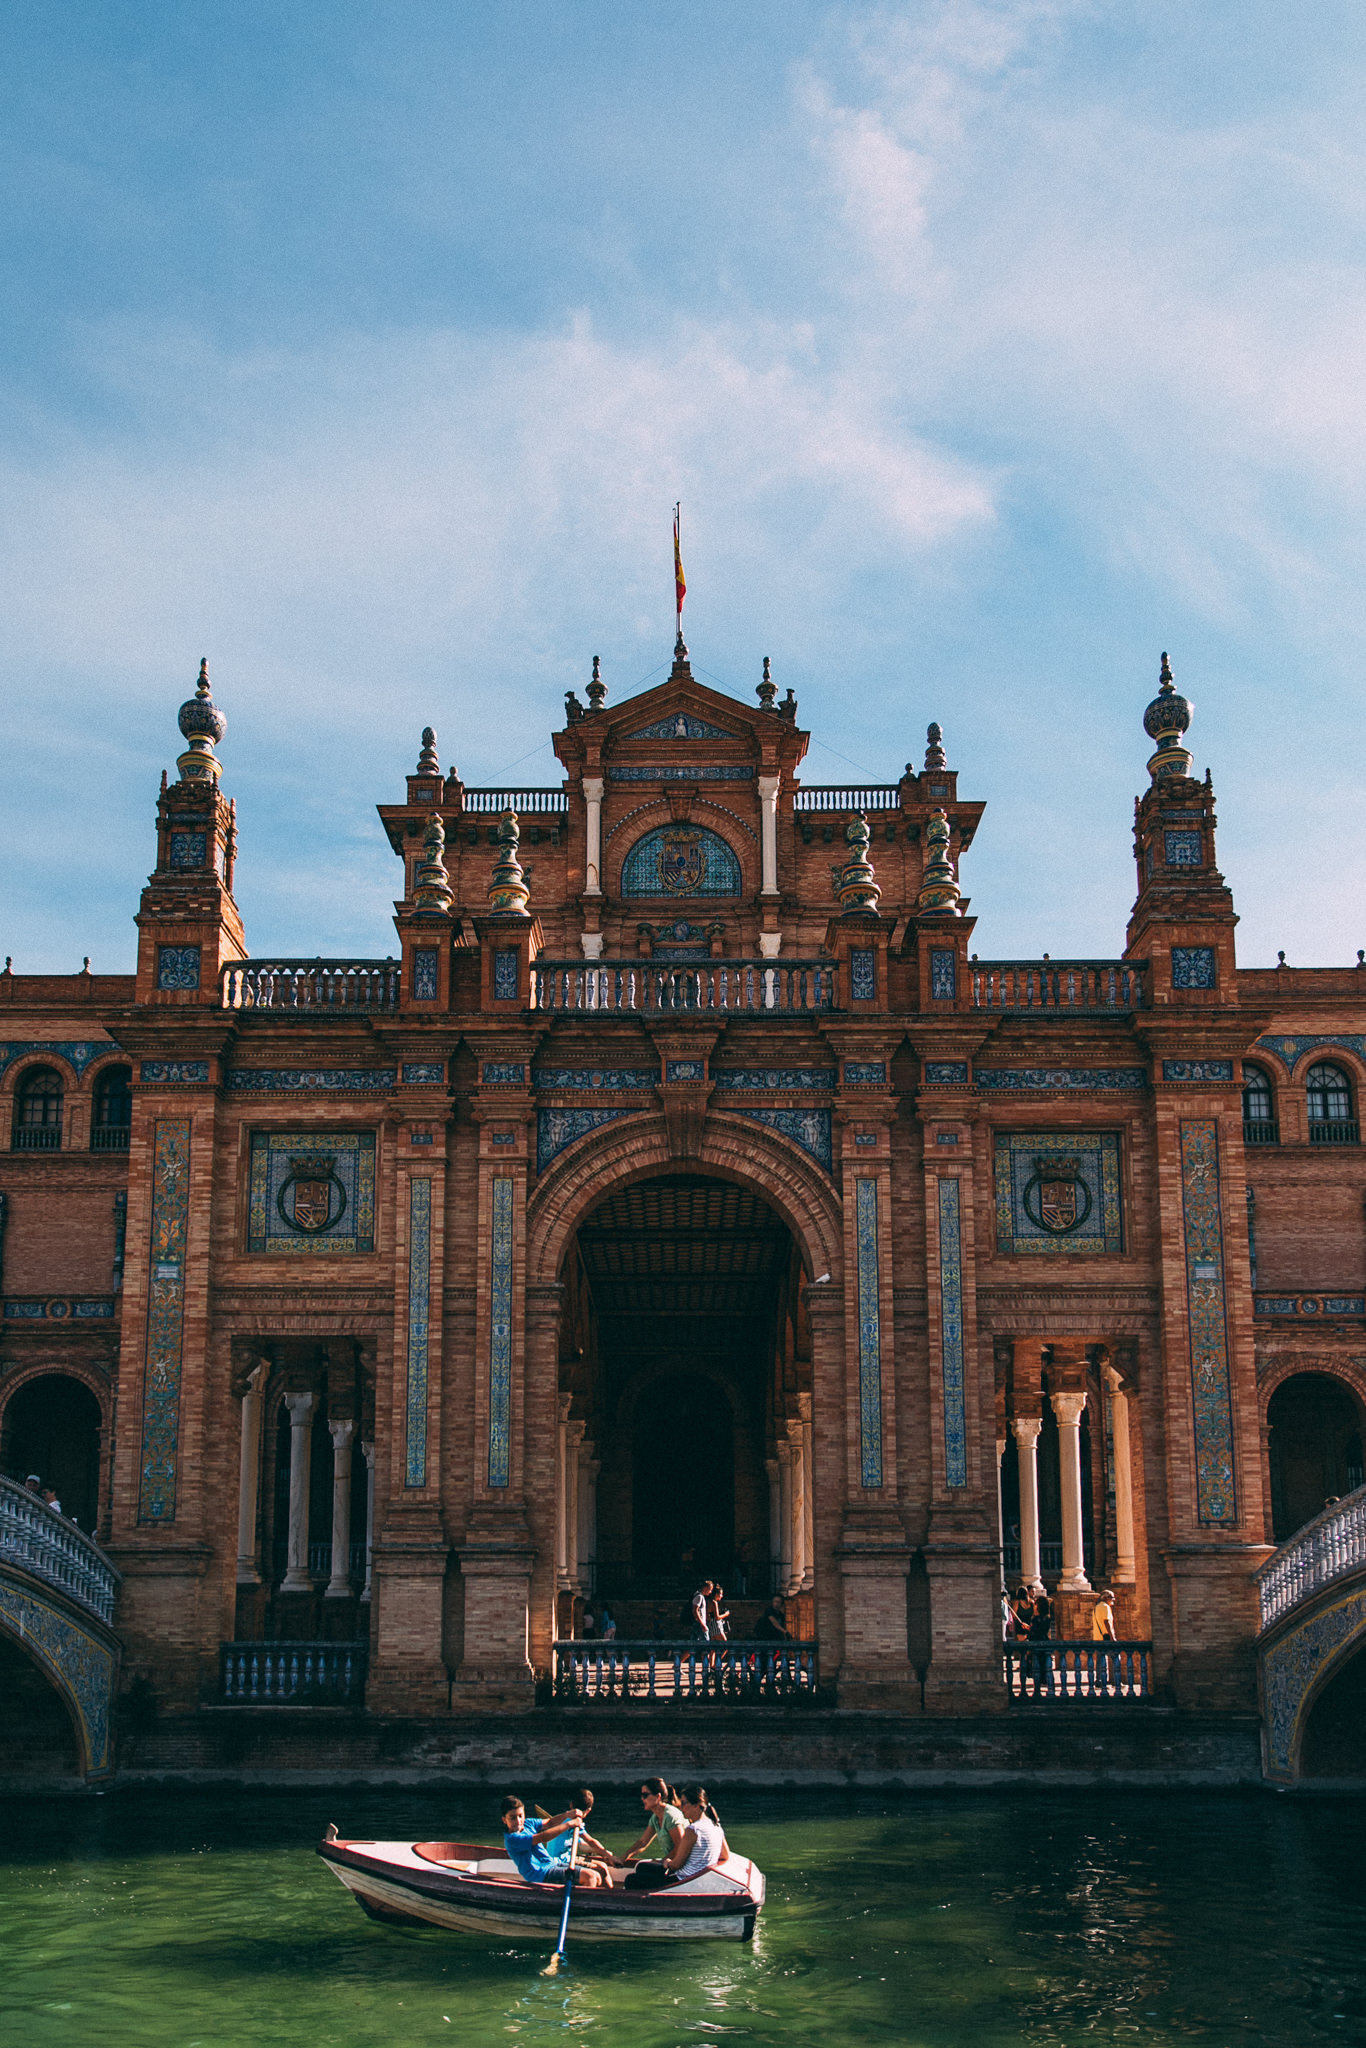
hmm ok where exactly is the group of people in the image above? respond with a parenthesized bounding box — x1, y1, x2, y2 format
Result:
(1001, 1584, 1118, 1642)
(573, 1584, 792, 1643)
(20, 1473, 64, 1517)
(500, 1779, 728, 1892)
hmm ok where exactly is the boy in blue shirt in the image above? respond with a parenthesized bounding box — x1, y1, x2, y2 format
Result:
(499, 1796, 616, 1887)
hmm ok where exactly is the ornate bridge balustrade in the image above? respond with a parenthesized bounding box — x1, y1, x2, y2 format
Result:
(0, 1474, 121, 1778)
(530, 959, 839, 1015)
(552, 1638, 819, 1702)
(221, 959, 401, 1012)
(971, 960, 1148, 1014)
(1257, 1482, 1366, 1781)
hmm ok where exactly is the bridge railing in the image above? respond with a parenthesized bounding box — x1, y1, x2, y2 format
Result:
(531, 960, 839, 1015)
(221, 959, 401, 1012)
(552, 1638, 818, 1701)
(0, 1475, 119, 1625)
(971, 960, 1147, 1014)
(1002, 1641, 1152, 1700)
(220, 1640, 369, 1703)
(1256, 1481, 1366, 1631)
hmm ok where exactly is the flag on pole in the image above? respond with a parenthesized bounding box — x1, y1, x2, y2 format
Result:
(673, 503, 686, 627)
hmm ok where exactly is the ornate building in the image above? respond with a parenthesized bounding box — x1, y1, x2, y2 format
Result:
(2, 636, 1365, 1782)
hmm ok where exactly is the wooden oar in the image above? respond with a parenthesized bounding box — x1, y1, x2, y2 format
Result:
(541, 1824, 581, 1977)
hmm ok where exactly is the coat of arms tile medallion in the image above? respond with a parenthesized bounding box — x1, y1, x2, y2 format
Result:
(993, 1130, 1123, 1256)
(247, 1130, 376, 1254)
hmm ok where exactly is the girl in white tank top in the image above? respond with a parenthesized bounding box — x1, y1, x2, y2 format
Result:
(668, 1784, 729, 1882)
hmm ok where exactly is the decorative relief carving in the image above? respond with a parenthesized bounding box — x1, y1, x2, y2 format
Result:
(229, 1068, 395, 1092)
(977, 1068, 1146, 1091)
(623, 712, 734, 740)
(247, 1131, 376, 1255)
(993, 1131, 1123, 1256)
(534, 1067, 657, 1090)
(1162, 1060, 1234, 1083)
(141, 1060, 210, 1084)
(715, 1067, 835, 1090)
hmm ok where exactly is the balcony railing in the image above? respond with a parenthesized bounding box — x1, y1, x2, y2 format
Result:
(90, 1125, 130, 1152)
(1003, 1641, 1152, 1700)
(1256, 1481, 1366, 1632)
(220, 1640, 369, 1703)
(0, 1475, 119, 1625)
(1309, 1119, 1360, 1145)
(461, 787, 568, 815)
(1243, 1119, 1279, 1146)
(552, 1638, 818, 1702)
(221, 960, 401, 1013)
(971, 960, 1147, 1013)
(792, 785, 902, 814)
(12, 1125, 61, 1150)
(531, 959, 839, 1015)
(306, 1539, 369, 1581)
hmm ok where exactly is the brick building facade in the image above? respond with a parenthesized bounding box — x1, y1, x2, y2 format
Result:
(3, 639, 1364, 1764)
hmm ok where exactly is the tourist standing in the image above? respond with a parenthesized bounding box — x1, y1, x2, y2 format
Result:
(708, 1584, 730, 1640)
(1092, 1587, 1118, 1690)
(599, 1605, 617, 1641)
(690, 1579, 712, 1639)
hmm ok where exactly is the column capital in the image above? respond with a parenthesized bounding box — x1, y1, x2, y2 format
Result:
(329, 1417, 355, 1451)
(1051, 1389, 1088, 1428)
(1010, 1413, 1043, 1447)
(283, 1390, 315, 1423)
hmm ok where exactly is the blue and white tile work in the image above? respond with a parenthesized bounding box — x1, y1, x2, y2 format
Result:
(1171, 946, 1217, 989)
(536, 1106, 640, 1171)
(1261, 1586, 1366, 1780)
(977, 1067, 1146, 1091)
(923, 1062, 969, 1085)
(488, 1176, 514, 1487)
(610, 763, 754, 782)
(169, 830, 207, 868)
(850, 948, 877, 1001)
(156, 945, 201, 991)
(493, 949, 521, 1000)
(623, 711, 734, 740)
(481, 1062, 526, 1084)
(1165, 831, 1203, 865)
(993, 1131, 1123, 1256)
(534, 1067, 657, 1090)
(620, 824, 743, 896)
(930, 950, 957, 1000)
(0, 1581, 116, 1777)
(402, 1062, 446, 1084)
(138, 1118, 191, 1523)
(855, 1177, 883, 1488)
(665, 1059, 706, 1082)
(1255, 1033, 1366, 1073)
(246, 1130, 376, 1255)
(4, 1298, 115, 1320)
(1255, 1294, 1366, 1316)
(412, 948, 439, 1000)
(1179, 1119, 1237, 1525)
(1162, 1060, 1234, 1083)
(843, 1062, 886, 1084)
(140, 1060, 210, 1084)
(229, 1068, 396, 1091)
(727, 1106, 832, 1170)
(0, 1041, 107, 1078)
(404, 1177, 432, 1487)
(937, 1178, 967, 1488)
(713, 1067, 835, 1090)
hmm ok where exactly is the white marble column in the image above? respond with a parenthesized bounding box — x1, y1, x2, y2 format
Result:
(996, 1432, 1007, 1584)
(1104, 1366, 1137, 1584)
(1011, 1415, 1043, 1589)
(778, 1440, 797, 1595)
(360, 1439, 375, 1602)
(757, 774, 780, 894)
(556, 1393, 572, 1589)
(1052, 1390, 1092, 1592)
(797, 1399, 815, 1592)
(577, 1440, 598, 1598)
(564, 1417, 585, 1592)
(235, 1360, 269, 1585)
(279, 1392, 316, 1593)
(582, 775, 604, 895)
(789, 1426, 807, 1593)
(325, 1419, 355, 1598)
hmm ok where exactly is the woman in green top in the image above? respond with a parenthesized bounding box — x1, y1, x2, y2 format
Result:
(620, 1777, 686, 1890)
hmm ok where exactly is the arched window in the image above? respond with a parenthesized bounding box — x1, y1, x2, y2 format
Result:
(12, 1067, 63, 1151)
(1242, 1064, 1277, 1145)
(1306, 1062, 1357, 1145)
(620, 825, 742, 899)
(91, 1065, 133, 1151)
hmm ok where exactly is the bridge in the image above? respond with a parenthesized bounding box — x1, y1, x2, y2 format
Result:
(0, 1474, 121, 1780)
(1256, 1481, 1366, 1783)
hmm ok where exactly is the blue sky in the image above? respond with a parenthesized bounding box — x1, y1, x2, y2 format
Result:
(3, 1, 1366, 969)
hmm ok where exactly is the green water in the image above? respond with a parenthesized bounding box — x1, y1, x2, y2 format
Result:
(0, 1787, 1362, 2047)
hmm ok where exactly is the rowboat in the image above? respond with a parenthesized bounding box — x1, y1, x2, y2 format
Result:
(317, 1829, 765, 1942)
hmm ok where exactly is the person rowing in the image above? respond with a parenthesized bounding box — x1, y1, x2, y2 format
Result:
(499, 1796, 616, 1888)
(620, 1776, 686, 1890)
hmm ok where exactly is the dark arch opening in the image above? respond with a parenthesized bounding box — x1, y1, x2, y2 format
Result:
(1267, 1373, 1366, 1542)
(2, 1374, 102, 1531)
(632, 1371, 735, 1582)
(0, 1632, 82, 1781)
(1300, 1642, 1366, 1780)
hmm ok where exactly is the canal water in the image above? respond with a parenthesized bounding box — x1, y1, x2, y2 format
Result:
(0, 1786, 1362, 2046)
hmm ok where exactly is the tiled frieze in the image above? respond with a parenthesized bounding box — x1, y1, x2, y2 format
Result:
(229, 1068, 395, 1091)
(534, 1067, 657, 1090)
(978, 1067, 1146, 1091)
(3, 1298, 114, 1319)
(137, 1116, 191, 1523)
(493, 949, 520, 999)
(412, 948, 439, 1000)
(850, 948, 877, 1001)
(993, 1131, 1123, 1256)
(1254, 1293, 1366, 1317)
(610, 763, 754, 782)
(156, 945, 201, 991)
(169, 829, 207, 867)
(922, 1061, 968, 1084)
(488, 1176, 514, 1488)
(937, 1177, 967, 1487)
(404, 1177, 431, 1487)
(842, 1061, 886, 1084)
(141, 1060, 211, 1084)
(855, 1177, 883, 1488)
(727, 1105, 832, 1170)
(401, 1062, 446, 1084)
(536, 1106, 640, 1171)
(1179, 1118, 1236, 1525)
(1171, 946, 1217, 989)
(1162, 1060, 1234, 1083)
(481, 1062, 526, 1084)
(246, 1130, 376, 1255)
(664, 1059, 706, 1082)
(1255, 1033, 1366, 1073)
(929, 949, 956, 999)
(715, 1067, 835, 1089)
(0, 1041, 107, 1077)
(1164, 830, 1203, 865)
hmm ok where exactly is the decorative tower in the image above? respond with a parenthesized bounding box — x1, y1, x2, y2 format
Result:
(133, 661, 247, 1004)
(474, 809, 542, 1009)
(395, 728, 458, 1010)
(1126, 653, 1238, 1004)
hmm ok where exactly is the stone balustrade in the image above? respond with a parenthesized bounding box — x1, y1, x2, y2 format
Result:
(1256, 1481, 1366, 1632)
(552, 1637, 819, 1701)
(972, 960, 1147, 1013)
(220, 1640, 369, 1703)
(791, 785, 902, 813)
(531, 960, 839, 1015)
(221, 960, 401, 1012)
(460, 787, 568, 814)
(0, 1474, 119, 1625)
(1002, 1641, 1152, 1700)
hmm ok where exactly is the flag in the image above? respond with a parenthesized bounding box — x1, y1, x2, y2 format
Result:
(673, 504, 686, 623)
